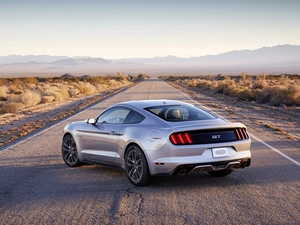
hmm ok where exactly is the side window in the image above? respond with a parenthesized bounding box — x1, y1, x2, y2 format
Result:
(124, 110, 145, 124)
(97, 107, 131, 124)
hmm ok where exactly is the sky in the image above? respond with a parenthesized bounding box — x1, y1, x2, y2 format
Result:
(1, 0, 300, 59)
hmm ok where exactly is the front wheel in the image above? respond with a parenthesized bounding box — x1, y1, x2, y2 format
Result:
(62, 135, 81, 167)
(208, 170, 233, 177)
(125, 145, 154, 186)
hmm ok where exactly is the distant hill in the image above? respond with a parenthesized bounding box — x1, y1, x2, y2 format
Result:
(61, 73, 91, 78)
(194, 44, 300, 64)
(115, 44, 300, 64)
(61, 73, 75, 78)
(1, 45, 300, 76)
(0, 55, 69, 65)
(53, 57, 112, 66)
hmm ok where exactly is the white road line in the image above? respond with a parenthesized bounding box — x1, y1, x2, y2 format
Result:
(167, 81, 300, 167)
(249, 134, 300, 166)
(0, 98, 96, 153)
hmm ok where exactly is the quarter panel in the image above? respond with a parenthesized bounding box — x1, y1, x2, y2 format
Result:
(116, 124, 173, 169)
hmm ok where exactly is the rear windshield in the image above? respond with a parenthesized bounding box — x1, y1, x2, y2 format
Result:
(144, 104, 216, 122)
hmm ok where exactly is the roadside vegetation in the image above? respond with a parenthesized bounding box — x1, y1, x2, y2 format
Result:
(163, 73, 300, 106)
(0, 73, 147, 114)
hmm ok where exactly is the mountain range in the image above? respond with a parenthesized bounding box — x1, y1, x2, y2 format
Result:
(1, 44, 299, 77)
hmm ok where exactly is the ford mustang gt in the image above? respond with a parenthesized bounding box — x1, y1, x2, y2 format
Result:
(61, 99, 251, 186)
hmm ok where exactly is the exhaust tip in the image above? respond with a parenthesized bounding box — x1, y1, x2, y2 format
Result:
(240, 159, 251, 168)
(178, 169, 187, 176)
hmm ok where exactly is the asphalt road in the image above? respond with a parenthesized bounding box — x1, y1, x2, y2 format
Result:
(0, 78, 299, 225)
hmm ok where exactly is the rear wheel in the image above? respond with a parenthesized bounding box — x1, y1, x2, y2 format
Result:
(62, 135, 81, 167)
(125, 145, 154, 186)
(208, 170, 233, 177)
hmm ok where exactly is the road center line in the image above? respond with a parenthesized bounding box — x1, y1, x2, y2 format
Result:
(249, 134, 300, 166)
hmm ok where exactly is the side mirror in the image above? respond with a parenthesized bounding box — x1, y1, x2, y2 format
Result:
(87, 118, 96, 124)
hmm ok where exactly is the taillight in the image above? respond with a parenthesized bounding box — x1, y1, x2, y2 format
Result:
(170, 132, 194, 145)
(235, 128, 249, 140)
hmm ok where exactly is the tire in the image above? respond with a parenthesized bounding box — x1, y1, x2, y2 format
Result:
(62, 135, 81, 167)
(125, 145, 154, 186)
(208, 170, 233, 177)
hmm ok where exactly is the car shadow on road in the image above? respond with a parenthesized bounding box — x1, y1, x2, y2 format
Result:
(0, 159, 298, 194)
(0, 159, 299, 218)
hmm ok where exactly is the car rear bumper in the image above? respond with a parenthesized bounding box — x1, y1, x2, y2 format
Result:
(147, 148, 251, 175)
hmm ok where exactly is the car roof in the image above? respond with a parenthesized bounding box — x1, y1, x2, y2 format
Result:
(116, 99, 188, 109)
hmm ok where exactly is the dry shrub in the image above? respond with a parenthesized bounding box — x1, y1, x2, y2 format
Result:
(257, 85, 299, 106)
(48, 86, 60, 93)
(209, 81, 219, 91)
(50, 91, 64, 102)
(40, 83, 52, 91)
(0, 85, 9, 98)
(270, 90, 287, 106)
(58, 83, 69, 90)
(9, 86, 23, 95)
(58, 89, 70, 99)
(78, 83, 96, 95)
(23, 77, 39, 85)
(239, 77, 253, 87)
(196, 80, 211, 90)
(95, 84, 103, 91)
(42, 95, 55, 103)
(278, 84, 300, 106)
(70, 82, 80, 90)
(241, 71, 247, 81)
(108, 79, 119, 87)
(279, 75, 291, 86)
(120, 78, 130, 85)
(90, 76, 107, 85)
(25, 83, 37, 90)
(186, 79, 199, 87)
(7, 94, 22, 102)
(68, 88, 80, 97)
(20, 91, 42, 107)
(36, 84, 44, 92)
(257, 86, 280, 104)
(0, 102, 25, 113)
(214, 79, 236, 95)
(204, 75, 214, 80)
(237, 89, 258, 101)
(12, 78, 22, 87)
(253, 79, 268, 89)
(137, 73, 148, 79)
(226, 86, 246, 97)
(0, 78, 6, 86)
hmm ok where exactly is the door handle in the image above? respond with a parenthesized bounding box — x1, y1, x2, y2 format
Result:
(110, 131, 117, 135)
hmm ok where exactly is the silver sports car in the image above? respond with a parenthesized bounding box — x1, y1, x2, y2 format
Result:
(62, 100, 251, 186)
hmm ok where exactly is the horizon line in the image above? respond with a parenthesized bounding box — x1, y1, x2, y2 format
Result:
(0, 44, 298, 60)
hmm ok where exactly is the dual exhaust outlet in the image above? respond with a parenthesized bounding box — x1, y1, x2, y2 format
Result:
(176, 159, 251, 176)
